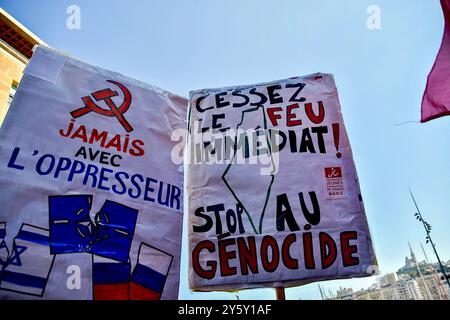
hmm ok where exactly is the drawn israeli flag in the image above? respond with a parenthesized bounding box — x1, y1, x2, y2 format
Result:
(0, 222, 8, 270)
(129, 243, 173, 300)
(0, 224, 55, 297)
(92, 255, 130, 300)
(0, 222, 5, 239)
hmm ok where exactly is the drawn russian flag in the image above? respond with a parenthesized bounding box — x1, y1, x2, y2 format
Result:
(0, 224, 55, 297)
(129, 243, 173, 300)
(92, 255, 131, 300)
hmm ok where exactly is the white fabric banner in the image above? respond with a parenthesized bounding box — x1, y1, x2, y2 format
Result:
(0, 46, 186, 300)
(187, 73, 377, 291)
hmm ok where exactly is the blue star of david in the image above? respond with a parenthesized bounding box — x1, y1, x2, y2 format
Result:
(7, 244, 27, 267)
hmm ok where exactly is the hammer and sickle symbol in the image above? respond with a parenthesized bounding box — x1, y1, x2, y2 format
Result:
(327, 168, 340, 178)
(70, 80, 133, 132)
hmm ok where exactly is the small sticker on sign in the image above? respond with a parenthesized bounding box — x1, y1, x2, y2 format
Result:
(325, 167, 345, 199)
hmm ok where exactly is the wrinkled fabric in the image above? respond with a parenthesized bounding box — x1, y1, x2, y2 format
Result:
(421, 0, 450, 122)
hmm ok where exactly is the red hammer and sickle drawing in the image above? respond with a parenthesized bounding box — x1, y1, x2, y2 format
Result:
(70, 80, 133, 132)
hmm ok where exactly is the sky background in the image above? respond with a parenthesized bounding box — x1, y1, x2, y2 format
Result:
(1, 0, 448, 300)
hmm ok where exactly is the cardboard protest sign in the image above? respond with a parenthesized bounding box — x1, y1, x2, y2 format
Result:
(187, 73, 377, 291)
(0, 46, 186, 299)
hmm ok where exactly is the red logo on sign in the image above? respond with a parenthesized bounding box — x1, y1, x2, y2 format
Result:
(70, 80, 133, 132)
(325, 167, 342, 178)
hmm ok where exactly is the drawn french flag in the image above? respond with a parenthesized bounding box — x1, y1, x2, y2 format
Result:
(129, 243, 173, 300)
(92, 255, 131, 300)
(0, 224, 55, 297)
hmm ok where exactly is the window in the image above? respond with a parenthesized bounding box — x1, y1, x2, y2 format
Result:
(7, 83, 17, 108)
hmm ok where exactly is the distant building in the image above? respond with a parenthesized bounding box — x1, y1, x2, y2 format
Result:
(353, 287, 383, 300)
(438, 273, 450, 299)
(0, 8, 46, 125)
(332, 243, 449, 300)
(377, 272, 398, 288)
(417, 274, 449, 300)
(398, 243, 427, 275)
(403, 254, 416, 270)
(335, 287, 354, 300)
(395, 279, 423, 300)
(347, 277, 423, 300)
(379, 286, 397, 300)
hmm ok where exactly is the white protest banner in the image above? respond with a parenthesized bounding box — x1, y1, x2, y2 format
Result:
(0, 46, 186, 299)
(187, 73, 377, 291)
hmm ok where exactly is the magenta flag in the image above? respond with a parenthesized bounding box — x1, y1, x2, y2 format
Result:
(422, 0, 450, 122)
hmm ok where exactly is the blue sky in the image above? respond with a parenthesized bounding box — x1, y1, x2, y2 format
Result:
(1, 0, 448, 299)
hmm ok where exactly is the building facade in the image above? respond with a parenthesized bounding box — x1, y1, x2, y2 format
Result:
(395, 279, 423, 300)
(335, 287, 354, 300)
(332, 249, 449, 300)
(0, 8, 45, 125)
(417, 274, 448, 300)
(377, 272, 398, 288)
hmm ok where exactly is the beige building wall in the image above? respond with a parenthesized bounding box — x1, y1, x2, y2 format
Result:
(0, 44, 25, 124)
(0, 7, 46, 126)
